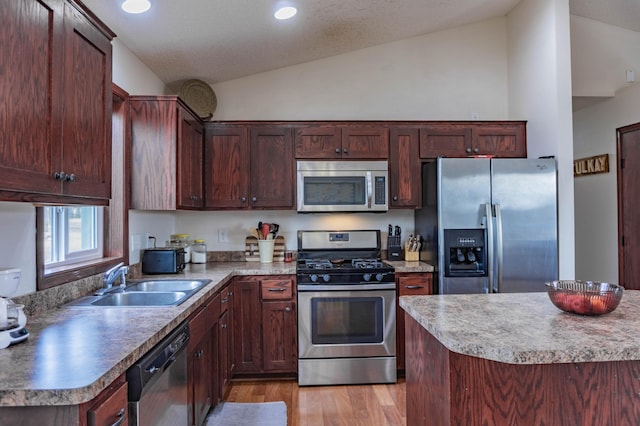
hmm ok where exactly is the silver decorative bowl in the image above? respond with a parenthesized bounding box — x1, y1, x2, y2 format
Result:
(545, 280, 623, 316)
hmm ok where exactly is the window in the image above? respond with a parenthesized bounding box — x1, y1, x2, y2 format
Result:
(43, 206, 104, 267)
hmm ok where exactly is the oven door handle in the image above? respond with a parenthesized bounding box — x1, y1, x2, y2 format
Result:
(297, 283, 396, 291)
(366, 171, 373, 209)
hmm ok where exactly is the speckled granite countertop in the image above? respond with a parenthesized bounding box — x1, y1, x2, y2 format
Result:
(400, 291, 640, 365)
(385, 261, 434, 273)
(0, 262, 295, 407)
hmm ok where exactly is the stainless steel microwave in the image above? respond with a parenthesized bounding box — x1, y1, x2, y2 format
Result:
(296, 160, 389, 212)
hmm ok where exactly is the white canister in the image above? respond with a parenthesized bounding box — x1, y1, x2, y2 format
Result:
(191, 239, 207, 264)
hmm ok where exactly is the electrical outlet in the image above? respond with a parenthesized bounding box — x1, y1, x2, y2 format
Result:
(218, 229, 229, 243)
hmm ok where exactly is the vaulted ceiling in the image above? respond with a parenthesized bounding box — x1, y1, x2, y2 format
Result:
(82, 0, 639, 88)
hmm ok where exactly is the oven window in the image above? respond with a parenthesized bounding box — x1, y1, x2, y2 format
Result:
(311, 297, 383, 344)
(303, 176, 366, 206)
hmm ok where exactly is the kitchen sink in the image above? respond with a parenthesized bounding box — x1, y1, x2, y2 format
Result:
(125, 280, 208, 293)
(91, 291, 188, 306)
(65, 278, 211, 308)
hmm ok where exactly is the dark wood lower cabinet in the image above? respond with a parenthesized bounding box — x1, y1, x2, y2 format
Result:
(233, 275, 297, 377)
(0, 374, 128, 426)
(187, 282, 233, 426)
(396, 273, 433, 371)
(262, 300, 297, 372)
(233, 278, 263, 373)
(188, 297, 214, 426)
(216, 284, 233, 405)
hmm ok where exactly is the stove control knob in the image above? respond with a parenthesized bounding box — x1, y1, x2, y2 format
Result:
(321, 274, 330, 282)
(363, 273, 372, 282)
(375, 273, 384, 282)
(310, 274, 318, 282)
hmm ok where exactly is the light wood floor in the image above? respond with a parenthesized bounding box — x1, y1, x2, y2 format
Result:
(225, 378, 406, 426)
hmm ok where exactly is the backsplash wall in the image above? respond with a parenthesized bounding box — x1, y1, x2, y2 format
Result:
(129, 209, 415, 263)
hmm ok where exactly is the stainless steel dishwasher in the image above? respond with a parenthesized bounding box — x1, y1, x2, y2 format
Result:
(126, 321, 190, 426)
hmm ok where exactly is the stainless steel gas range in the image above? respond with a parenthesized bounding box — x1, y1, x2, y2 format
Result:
(296, 230, 397, 386)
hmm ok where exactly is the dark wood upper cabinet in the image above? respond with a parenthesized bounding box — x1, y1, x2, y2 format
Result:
(204, 127, 250, 209)
(293, 125, 342, 158)
(178, 107, 204, 209)
(471, 123, 527, 157)
(204, 124, 294, 210)
(420, 122, 526, 158)
(341, 126, 389, 159)
(0, 0, 114, 203)
(249, 126, 294, 209)
(420, 124, 472, 158)
(294, 125, 388, 159)
(130, 96, 203, 210)
(389, 127, 421, 208)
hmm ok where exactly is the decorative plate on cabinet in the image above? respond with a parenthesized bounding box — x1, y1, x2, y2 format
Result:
(179, 79, 217, 119)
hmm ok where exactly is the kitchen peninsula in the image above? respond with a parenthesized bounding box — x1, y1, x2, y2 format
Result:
(400, 291, 640, 425)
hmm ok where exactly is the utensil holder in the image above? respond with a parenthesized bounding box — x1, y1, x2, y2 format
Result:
(258, 239, 275, 263)
(387, 235, 403, 261)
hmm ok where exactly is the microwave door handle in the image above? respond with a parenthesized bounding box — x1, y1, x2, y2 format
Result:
(366, 172, 373, 208)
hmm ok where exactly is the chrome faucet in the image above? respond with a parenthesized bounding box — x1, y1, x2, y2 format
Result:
(95, 262, 129, 296)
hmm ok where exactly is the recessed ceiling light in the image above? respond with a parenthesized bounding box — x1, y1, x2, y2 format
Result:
(122, 0, 151, 14)
(274, 6, 297, 20)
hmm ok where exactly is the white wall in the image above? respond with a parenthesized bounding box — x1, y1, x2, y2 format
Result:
(212, 18, 509, 121)
(571, 16, 640, 283)
(0, 203, 36, 296)
(571, 16, 640, 97)
(112, 39, 168, 96)
(573, 84, 640, 283)
(507, 0, 575, 280)
(172, 210, 415, 252)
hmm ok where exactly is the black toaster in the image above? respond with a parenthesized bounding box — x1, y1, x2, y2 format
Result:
(142, 248, 186, 274)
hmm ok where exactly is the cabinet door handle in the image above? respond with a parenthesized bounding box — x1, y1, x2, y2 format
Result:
(109, 408, 126, 426)
(53, 171, 66, 181)
(474, 148, 479, 153)
(267, 287, 287, 292)
(466, 148, 472, 153)
(241, 197, 247, 202)
(221, 297, 230, 303)
(65, 173, 76, 182)
(342, 148, 348, 154)
(405, 285, 424, 289)
(335, 148, 340, 154)
(221, 323, 227, 329)
(393, 196, 398, 201)
(252, 196, 257, 202)
(285, 306, 291, 312)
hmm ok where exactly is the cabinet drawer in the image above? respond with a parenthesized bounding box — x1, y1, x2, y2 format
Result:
(398, 274, 432, 296)
(261, 278, 293, 300)
(87, 381, 128, 426)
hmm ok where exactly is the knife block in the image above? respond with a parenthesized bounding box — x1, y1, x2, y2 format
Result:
(387, 235, 403, 261)
(404, 249, 419, 262)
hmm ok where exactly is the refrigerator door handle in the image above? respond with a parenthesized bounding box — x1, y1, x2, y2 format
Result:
(494, 204, 504, 293)
(484, 203, 494, 294)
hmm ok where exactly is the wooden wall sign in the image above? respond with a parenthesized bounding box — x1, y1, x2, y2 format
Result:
(574, 153, 609, 177)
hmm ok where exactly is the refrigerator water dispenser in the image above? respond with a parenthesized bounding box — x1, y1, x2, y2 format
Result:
(443, 229, 486, 277)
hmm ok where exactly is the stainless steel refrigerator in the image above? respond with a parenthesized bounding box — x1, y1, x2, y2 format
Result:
(415, 157, 558, 294)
